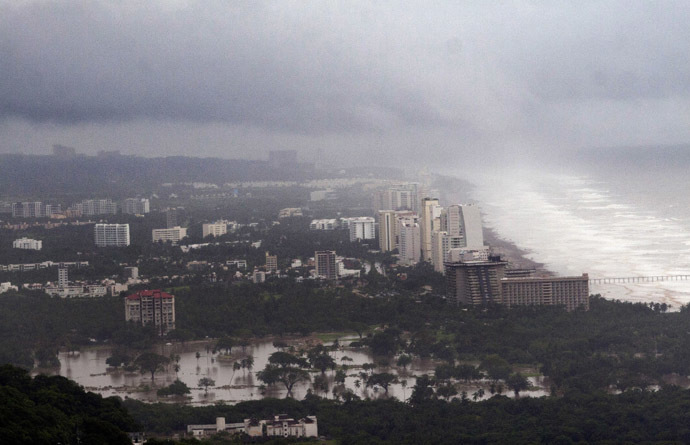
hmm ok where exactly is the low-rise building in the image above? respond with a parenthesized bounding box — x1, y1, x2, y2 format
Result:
(278, 208, 303, 218)
(310, 219, 338, 230)
(0, 282, 18, 294)
(202, 222, 228, 238)
(13, 237, 42, 250)
(152, 226, 187, 244)
(187, 415, 317, 439)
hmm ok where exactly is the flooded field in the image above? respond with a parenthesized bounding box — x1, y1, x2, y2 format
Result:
(38, 336, 549, 405)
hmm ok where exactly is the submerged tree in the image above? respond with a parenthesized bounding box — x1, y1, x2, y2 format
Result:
(134, 352, 170, 382)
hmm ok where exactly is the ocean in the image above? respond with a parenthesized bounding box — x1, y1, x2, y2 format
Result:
(449, 153, 690, 308)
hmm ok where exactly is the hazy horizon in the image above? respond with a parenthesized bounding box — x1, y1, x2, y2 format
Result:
(2, 1, 690, 168)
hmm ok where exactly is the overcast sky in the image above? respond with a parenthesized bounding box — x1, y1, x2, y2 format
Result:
(1, 1, 689, 166)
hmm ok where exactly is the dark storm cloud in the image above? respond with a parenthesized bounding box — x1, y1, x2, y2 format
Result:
(0, 1, 446, 133)
(1, 1, 690, 161)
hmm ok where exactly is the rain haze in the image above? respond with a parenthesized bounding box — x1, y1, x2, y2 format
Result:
(2, 0, 690, 166)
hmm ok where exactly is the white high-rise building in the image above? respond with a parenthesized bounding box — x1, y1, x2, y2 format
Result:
(12, 238, 42, 250)
(348, 217, 376, 241)
(449, 204, 484, 249)
(152, 226, 187, 244)
(431, 231, 465, 273)
(94, 224, 130, 247)
(123, 198, 150, 215)
(420, 198, 441, 261)
(202, 222, 228, 238)
(398, 218, 421, 265)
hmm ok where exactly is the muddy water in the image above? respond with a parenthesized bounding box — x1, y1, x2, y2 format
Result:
(42, 337, 548, 405)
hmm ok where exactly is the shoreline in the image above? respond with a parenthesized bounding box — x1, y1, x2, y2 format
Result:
(433, 172, 553, 275)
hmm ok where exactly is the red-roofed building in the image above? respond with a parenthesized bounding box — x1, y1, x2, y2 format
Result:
(125, 290, 176, 335)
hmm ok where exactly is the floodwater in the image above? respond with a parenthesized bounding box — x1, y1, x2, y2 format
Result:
(40, 337, 548, 405)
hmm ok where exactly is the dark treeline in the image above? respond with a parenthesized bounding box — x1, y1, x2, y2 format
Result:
(0, 365, 136, 444)
(125, 388, 690, 443)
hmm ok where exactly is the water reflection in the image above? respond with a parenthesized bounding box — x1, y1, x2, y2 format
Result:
(36, 338, 549, 405)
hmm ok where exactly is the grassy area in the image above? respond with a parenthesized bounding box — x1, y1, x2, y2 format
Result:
(315, 331, 359, 342)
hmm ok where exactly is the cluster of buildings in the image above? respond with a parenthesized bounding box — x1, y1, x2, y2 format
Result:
(4, 198, 151, 219)
(377, 188, 487, 271)
(371, 182, 590, 311)
(310, 217, 376, 242)
(43, 266, 132, 298)
(187, 415, 317, 439)
(0, 260, 89, 273)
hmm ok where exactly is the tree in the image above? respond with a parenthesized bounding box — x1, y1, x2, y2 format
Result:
(436, 383, 458, 401)
(215, 336, 234, 355)
(310, 352, 336, 374)
(506, 373, 529, 398)
(257, 365, 311, 397)
(135, 353, 170, 382)
(157, 379, 190, 397)
(396, 354, 412, 370)
(198, 377, 216, 394)
(410, 374, 435, 404)
(106, 350, 131, 368)
(268, 351, 308, 368)
(366, 372, 397, 395)
(480, 355, 512, 383)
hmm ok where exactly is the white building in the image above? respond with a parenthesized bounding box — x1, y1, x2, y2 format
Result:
(58, 267, 68, 287)
(420, 198, 442, 261)
(13, 238, 42, 250)
(431, 231, 465, 273)
(398, 217, 421, 266)
(348, 217, 376, 241)
(94, 224, 130, 247)
(202, 222, 228, 238)
(152, 226, 187, 244)
(278, 208, 303, 218)
(78, 199, 118, 216)
(187, 415, 317, 439)
(310, 189, 337, 201)
(445, 204, 484, 249)
(123, 198, 150, 215)
(0, 282, 18, 294)
(252, 270, 266, 284)
(310, 219, 338, 230)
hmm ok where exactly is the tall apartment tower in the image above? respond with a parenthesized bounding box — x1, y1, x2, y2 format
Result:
(378, 210, 398, 252)
(445, 258, 507, 305)
(94, 224, 130, 247)
(431, 231, 464, 273)
(444, 204, 484, 249)
(314, 250, 337, 280)
(124, 290, 176, 335)
(398, 217, 421, 266)
(58, 267, 68, 287)
(265, 252, 278, 273)
(420, 198, 441, 261)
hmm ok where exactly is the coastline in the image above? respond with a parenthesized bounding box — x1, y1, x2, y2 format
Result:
(433, 172, 553, 275)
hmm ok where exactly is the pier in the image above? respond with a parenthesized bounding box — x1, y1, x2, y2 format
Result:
(589, 275, 690, 285)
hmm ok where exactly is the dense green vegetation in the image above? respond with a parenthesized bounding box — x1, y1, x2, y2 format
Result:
(0, 365, 136, 444)
(125, 388, 690, 443)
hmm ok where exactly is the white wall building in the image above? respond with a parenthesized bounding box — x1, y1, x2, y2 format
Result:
(94, 224, 130, 247)
(13, 238, 42, 250)
(0, 282, 18, 294)
(420, 198, 442, 261)
(202, 222, 228, 238)
(348, 217, 376, 241)
(309, 219, 338, 230)
(152, 226, 187, 244)
(123, 198, 150, 215)
(398, 218, 421, 265)
(431, 231, 465, 273)
(446, 204, 484, 249)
